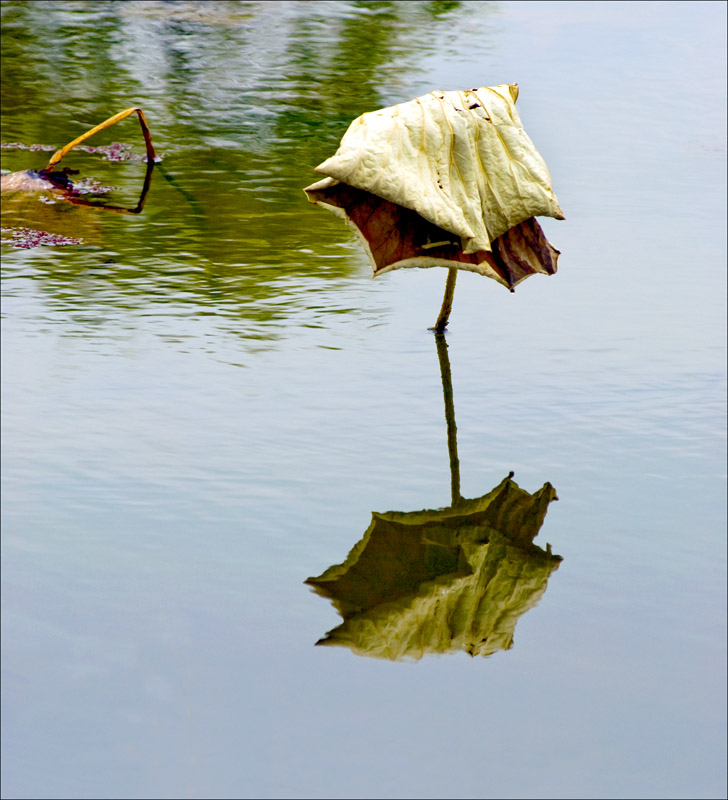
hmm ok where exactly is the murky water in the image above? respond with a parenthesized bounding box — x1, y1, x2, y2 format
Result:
(2, 2, 726, 798)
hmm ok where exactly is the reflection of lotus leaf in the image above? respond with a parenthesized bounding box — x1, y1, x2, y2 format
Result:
(306, 474, 561, 660)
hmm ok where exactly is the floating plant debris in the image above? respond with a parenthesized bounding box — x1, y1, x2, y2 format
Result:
(77, 142, 138, 162)
(2, 141, 147, 162)
(1, 142, 56, 152)
(1, 226, 83, 249)
(69, 177, 115, 194)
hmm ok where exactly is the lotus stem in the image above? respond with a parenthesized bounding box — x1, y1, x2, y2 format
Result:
(45, 107, 156, 171)
(433, 267, 457, 332)
(435, 332, 461, 506)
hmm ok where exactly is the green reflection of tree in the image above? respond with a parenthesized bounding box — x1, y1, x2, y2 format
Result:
(1, 0, 492, 343)
(427, 1, 462, 17)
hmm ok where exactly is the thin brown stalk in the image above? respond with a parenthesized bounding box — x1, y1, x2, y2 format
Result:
(432, 267, 457, 332)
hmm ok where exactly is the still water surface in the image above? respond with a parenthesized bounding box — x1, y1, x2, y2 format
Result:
(1, 1, 726, 798)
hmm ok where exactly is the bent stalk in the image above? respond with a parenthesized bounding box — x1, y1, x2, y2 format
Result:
(45, 107, 156, 170)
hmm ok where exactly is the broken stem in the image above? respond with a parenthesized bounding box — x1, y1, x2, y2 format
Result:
(45, 107, 156, 170)
(433, 267, 457, 332)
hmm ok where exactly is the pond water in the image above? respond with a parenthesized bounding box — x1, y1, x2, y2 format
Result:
(1, 1, 726, 798)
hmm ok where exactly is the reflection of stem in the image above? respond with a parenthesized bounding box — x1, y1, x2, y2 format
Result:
(435, 332, 461, 506)
(433, 267, 457, 332)
(155, 162, 204, 215)
(63, 159, 155, 215)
